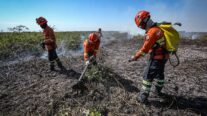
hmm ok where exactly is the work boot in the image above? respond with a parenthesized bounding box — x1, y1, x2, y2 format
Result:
(155, 86, 164, 97)
(92, 61, 97, 66)
(50, 60, 55, 71)
(60, 66, 67, 71)
(50, 64, 55, 71)
(56, 60, 66, 71)
(137, 92, 149, 105)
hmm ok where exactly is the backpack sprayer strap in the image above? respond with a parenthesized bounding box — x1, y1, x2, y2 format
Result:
(150, 37, 169, 59)
(153, 42, 180, 67)
(157, 22, 181, 67)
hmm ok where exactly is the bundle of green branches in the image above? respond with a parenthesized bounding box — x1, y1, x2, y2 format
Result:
(84, 65, 103, 82)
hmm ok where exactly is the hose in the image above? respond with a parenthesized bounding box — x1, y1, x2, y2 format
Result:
(169, 52, 180, 67)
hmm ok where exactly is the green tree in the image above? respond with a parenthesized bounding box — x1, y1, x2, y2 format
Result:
(8, 25, 29, 32)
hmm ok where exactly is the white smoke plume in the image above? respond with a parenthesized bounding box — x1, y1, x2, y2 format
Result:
(39, 31, 133, 59)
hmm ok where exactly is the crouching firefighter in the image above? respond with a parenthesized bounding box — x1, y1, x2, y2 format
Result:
(36, 17, 65, 71)
(129, 11, 169, 104)
(84, 32, 100, 66)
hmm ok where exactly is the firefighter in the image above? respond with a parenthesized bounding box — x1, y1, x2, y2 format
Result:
(36, 17, 65, 71)
(129, 11, 169, 104)
(97, 28, 103, 38)
(83, 32, 100, 65)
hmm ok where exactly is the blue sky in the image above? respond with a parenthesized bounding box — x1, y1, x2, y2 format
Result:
(0, 0, 207, 34)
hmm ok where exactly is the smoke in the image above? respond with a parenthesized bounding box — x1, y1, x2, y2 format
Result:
(39, 32, 133, 59)
(101, 32, 116, 46)
(101, 31, 132, 46)
(40, 34, 85, 59)
(192, 34, 200, 40)
(179, 31, 206, 40)
(144, 0, 207, 32)
(0, 55, 35, 67)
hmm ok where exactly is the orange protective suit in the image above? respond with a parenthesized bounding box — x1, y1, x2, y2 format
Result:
(83, 38, 100, 61)
(134, 26, 169, 60)
(43, 26, 57, 51)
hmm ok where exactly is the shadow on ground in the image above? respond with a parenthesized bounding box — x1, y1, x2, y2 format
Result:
(71, 64, 139, 94)
(100, 65, 139, 93)
(55, 69, 81, 79)
(150, 93, 207, 115)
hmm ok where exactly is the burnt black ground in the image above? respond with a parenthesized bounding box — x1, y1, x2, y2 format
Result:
(0, 38, 207, 115)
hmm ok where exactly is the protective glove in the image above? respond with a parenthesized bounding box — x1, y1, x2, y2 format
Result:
(85, 60, 90, 65)
(40, 41, 45, 50)
(128, 56, 137, 62)
(89, 55, 95, 61)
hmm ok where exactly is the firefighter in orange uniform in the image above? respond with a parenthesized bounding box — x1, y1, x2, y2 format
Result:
(129, 11, 169, 104)
(36, 17, 65, 71)
(84, 32, 100, 65)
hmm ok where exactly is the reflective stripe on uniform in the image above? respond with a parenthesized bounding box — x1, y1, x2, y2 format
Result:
(48, 39, 54, 42)
(159, 42, 165, 46)
(157, 80, 165, 83)
(50, 60, 55, 63)
(156, 37, 165, 45)
(45, 39, 54, 43)
(156, 79, 165, 87)
(138, 51, 146, 57)
(143, 80, 152, 86)
(156, 37, 165, 43)
(140, 51, 146, 56)
(94, 49, 98, 52)
(142, 80, 152, 92)
(142, 86, 151, 92)
(156, 84, 164, 87)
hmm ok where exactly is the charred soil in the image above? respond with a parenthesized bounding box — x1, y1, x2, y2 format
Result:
(0, 38, 207, 115)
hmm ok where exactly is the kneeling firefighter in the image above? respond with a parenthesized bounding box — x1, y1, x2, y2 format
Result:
(129, 11, 170, 104)
(36, 17, 65, 71)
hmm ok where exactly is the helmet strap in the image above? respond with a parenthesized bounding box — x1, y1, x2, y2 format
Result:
(41, 23, 47, 29)
(140, 16, 150, 30)
(145, 18, 155, 31)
